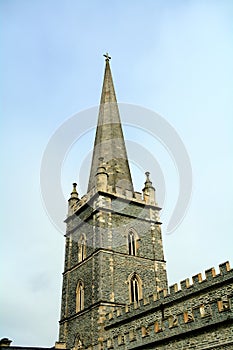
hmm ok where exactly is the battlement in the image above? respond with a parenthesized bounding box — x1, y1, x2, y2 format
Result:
(104, 296, 233, 349)
(103, 261, 233, 349)
(105, 261, 232, 324)
(67, 186, 161, 220)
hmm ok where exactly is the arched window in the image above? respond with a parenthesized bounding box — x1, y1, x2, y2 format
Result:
(76, 281, 84, 312)
(74, 339, 83, 350)
(73, 334, 83, 350)
(78, 234, 86, 262)
(128, 230, 137, 255)
(129, 273, 142, 303)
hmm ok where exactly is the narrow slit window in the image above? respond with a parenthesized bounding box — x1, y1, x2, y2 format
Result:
(76, 281, 84, 312)
(128, 231, 136, 255)
(78, 235, 86, 262)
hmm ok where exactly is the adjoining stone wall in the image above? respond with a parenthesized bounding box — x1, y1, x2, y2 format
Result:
(103, 262, 233, 350)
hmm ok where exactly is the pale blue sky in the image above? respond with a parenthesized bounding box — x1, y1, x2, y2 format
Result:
(1, 0, 233, 346)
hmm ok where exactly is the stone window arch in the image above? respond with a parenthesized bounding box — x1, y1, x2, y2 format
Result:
(127, 229, 138, 256)
(128, 273, 143, 303)
(78, 234, 86, 262)
(72, 334, 84, 350)
(76, 281, 84, 312)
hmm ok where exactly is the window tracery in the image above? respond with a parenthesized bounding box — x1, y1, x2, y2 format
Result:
(127, 229, 138, 255)
(129, 273, 142, 303)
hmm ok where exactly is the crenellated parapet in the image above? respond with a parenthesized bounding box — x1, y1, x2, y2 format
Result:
(106, 261, 232, 322)
(65, 185, 162, 235)
(102, 261, 233, 349)
(67, 187, 160, 218)
(67, 171, 160, 223)
(103, 298, 233, 349)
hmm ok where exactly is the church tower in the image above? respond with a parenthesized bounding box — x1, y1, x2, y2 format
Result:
(57, 55, 168, 350)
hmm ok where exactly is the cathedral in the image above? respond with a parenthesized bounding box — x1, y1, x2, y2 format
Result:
(1, 56, 232, 350)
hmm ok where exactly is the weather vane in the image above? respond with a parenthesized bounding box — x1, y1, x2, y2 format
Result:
(103, 52, 111, 61)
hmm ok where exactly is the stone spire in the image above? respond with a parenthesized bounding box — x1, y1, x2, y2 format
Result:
(87, 54, 133, 193)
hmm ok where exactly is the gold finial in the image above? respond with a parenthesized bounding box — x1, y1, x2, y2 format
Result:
(103, 52, 111, 61)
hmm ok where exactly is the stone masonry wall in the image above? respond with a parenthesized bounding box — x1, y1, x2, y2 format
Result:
(59, 191, 168, 349)
(102, 262, 233, 350)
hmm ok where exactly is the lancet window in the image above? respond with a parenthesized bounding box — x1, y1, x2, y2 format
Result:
(76, 281, 84, 312)
(78, 234, 86, 262)
(128, 229, 138, 255)
(129, 273, 142, 303)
